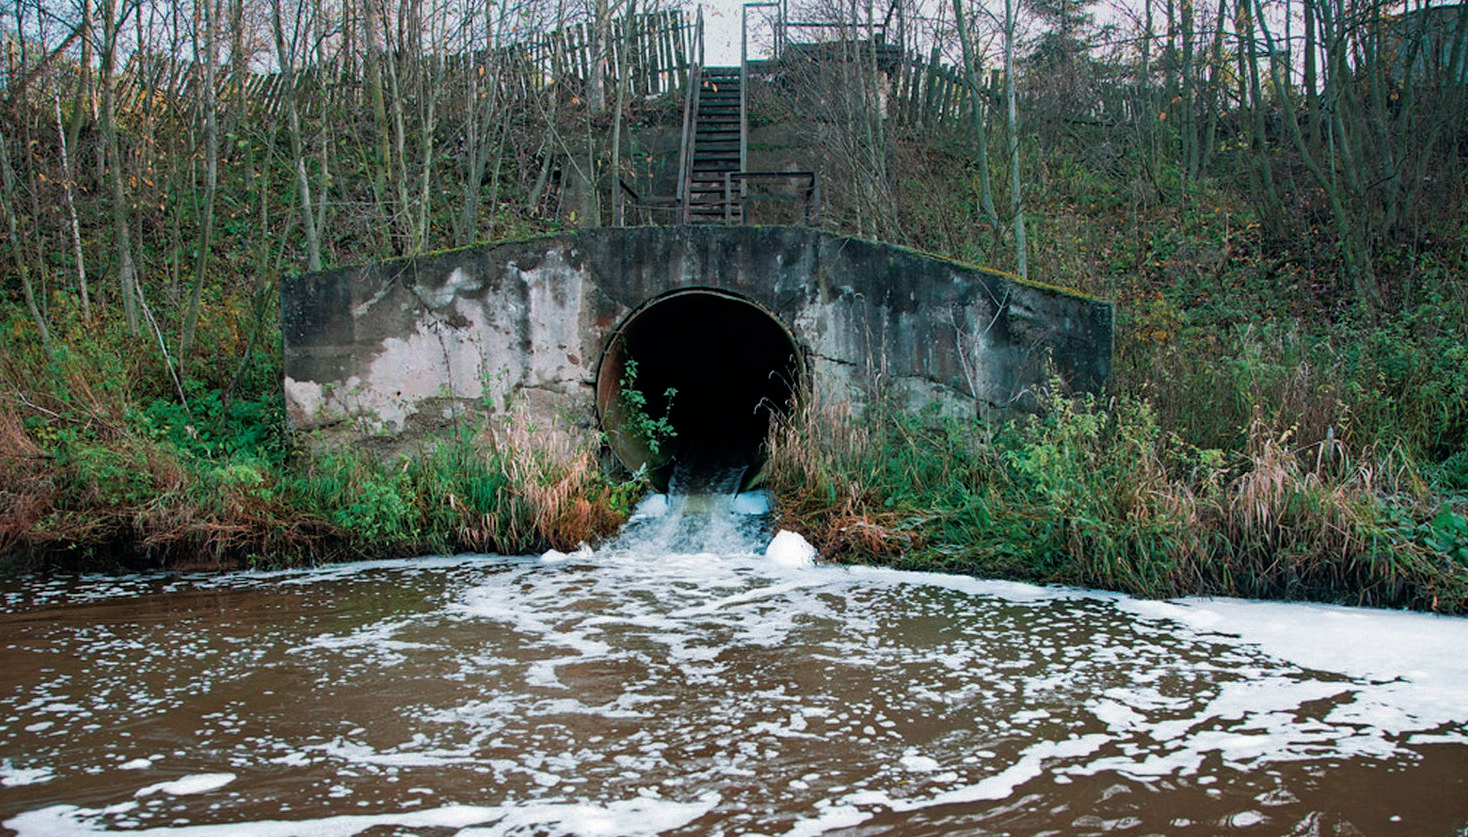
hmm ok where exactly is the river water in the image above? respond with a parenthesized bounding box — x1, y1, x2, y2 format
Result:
(2, 492, 1467, 836)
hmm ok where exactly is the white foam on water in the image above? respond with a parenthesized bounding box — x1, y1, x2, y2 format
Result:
(293, 617, 434, 654)
(5, 795, 718, 837)
(5, 517, 1468, 835)
(779, 803, 871, 837)
(895, 733, 1114, 810)
(134, 773, 236, 797)
(898, 754, 942, 773)
(840, 563, 1111, 604)
(0, 760, 55, 788)
(1117, 596, 1468, 734)
(541, 544, 595, 564)
(765, 530, 817, 567)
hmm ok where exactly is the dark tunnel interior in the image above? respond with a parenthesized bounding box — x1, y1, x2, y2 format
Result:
(596, 291, 802, 493)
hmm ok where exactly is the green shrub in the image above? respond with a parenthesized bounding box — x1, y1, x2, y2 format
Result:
(618, 358, 677, 456)
(331, 474, 416, 544)
(1426, 506, 1468, 566)
(65, 442, 157, 508)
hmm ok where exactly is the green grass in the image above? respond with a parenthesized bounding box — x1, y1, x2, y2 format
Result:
(766, 378, 1468, 614)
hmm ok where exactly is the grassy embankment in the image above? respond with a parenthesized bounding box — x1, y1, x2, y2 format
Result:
(768, 159, 1468, 613)
(0, 343, 640, 568)
(2, 105, 1465, 612)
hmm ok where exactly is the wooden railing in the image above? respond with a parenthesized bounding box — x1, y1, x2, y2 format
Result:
(755, 0, 986, 137)
(86, 11, 696, 120)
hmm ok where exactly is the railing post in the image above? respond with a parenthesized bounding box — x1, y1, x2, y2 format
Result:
(741, 3, 780, 214)
(740, 7, 749, 175)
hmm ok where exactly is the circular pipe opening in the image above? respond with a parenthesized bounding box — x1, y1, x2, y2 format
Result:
(596, 289, 803, 493)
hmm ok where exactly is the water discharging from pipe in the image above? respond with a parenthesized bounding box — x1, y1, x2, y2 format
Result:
(607, 458, 778, 557)
(595, 290, 802, 493)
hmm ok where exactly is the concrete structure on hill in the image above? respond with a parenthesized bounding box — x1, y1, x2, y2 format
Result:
(282, 225, 1113, 488)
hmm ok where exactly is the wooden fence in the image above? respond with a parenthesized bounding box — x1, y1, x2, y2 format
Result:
(773, 26, 983, 136)
(889, 51, 978, 132)
(789, 37, 1135, 139)
(98, 10, 693, 122)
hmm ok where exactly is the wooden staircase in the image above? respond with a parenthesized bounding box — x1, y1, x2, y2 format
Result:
(683, 66, 744, 223)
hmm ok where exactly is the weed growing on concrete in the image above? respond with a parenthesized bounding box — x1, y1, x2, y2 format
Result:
(618, 358, 677, 456)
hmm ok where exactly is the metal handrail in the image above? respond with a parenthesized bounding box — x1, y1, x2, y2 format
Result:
(722, 170, 818, 224)
(617, 178, 679, 226)
(742, 3, 783, 64)
(675, 6, 705, 223)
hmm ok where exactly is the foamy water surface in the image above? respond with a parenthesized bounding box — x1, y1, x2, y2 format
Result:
(2, 495, 1466, 835)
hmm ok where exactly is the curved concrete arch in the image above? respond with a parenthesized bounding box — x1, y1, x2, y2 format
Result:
(594, 288, 805, 490)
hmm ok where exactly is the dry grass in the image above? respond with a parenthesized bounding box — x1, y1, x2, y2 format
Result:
(765, 390, 1468, 614)
(494, 412, 625, 551)
(765, 399, 925, 562)
(1188, 420, 1456, 609)
(0, 398, 339, 569)
(0, 405, 56, 557)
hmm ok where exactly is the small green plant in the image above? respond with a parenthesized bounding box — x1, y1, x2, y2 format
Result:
(619, 358, 677, 456)
(1426, 506, 1468, 565)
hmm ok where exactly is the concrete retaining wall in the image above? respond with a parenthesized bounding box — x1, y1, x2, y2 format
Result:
(282, 226, 1114, 453)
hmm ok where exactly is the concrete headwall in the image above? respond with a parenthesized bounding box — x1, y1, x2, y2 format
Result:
(282, 226, 1113, 455)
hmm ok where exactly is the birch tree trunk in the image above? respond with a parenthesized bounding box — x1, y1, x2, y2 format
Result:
(99, 0, 141, 337)
(1003, 0, 1027, 278)
(54, 96, 91, 323)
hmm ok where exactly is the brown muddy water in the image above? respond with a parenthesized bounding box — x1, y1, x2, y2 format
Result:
(2, 496, 1467, 836)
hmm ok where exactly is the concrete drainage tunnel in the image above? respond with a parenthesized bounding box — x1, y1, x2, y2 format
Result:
(596, 290, 803, 494)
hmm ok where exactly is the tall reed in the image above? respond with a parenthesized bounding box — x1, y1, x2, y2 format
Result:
(765, 384, 1468, 614)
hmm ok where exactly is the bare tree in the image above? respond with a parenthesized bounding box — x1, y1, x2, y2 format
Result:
(0, 124, 52, 357)
(98, 0, 141, 336)
(783, 0, 897, 238)
(180, 0, 223, 364)
(452, 0, 514, 244)
(953, 0, 1000, 235)
(270, 0, 324, 270)
(1247, 0, 1467, 315)
(53, 94, 91, 323)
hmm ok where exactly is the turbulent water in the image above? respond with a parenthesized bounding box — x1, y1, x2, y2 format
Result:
(2, 490, 1468, 836)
